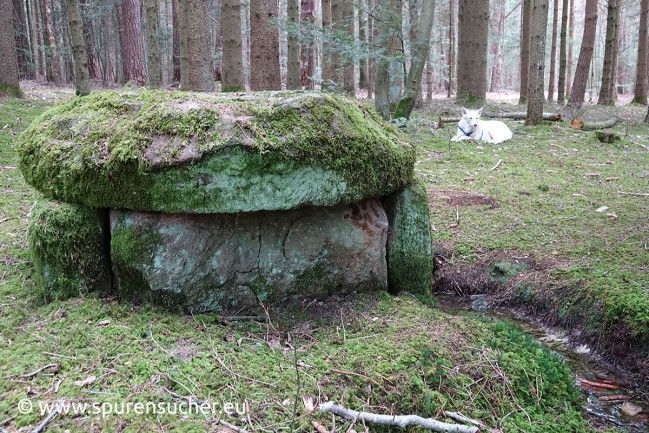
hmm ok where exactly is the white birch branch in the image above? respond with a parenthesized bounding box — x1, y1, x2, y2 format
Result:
(319, 401, 480, 433)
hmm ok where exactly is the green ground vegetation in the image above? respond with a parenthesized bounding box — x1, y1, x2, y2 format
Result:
(0, 91, 634, 432)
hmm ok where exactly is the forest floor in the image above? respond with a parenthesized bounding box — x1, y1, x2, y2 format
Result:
(0, 83, 646, 433)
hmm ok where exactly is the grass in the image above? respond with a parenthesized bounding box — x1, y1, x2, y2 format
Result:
(0, 92, 634, 433)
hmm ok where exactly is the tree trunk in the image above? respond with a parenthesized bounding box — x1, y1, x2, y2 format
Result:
(633, 0, 648, 105)
(300, 0, 315, 88)
(117, 0, 148, 85)
(29, 0, 45, 78)
(145, 0, 162, 88)
(568, 0, 597, 108)
(367, 0, 376, 99)
(426, 51, 433, 100)
(330, 0, 342, 87)
(81, 0, 101, 80)
(598, 0, 617, 105)
(489, 0, 505, 92)
(321, 0, 332, 85)
(13, 0, 31, 79)
(526, 0, 549, 125)
(394, 0, 435, 119)
(547, 0, 558, 101)
(0, 0, 20, 91)
(456, 0, 488, 105)
(250, 0, 281, 90)
(221, 0, 245, 91)
(375, 0, 396, 119)
(447, 0, 455, 98)
(387, 0, 402, 105)
(179, 0, 214, 91)
(519, 0, 532, 103)
(66, 0, 90, 95)
(358, 0, 368, 90)
(557, 0, 568, 104)
(342, 0, 354, 93)
(609, 2, 620, 103)
(44, 0, 61, 83)
(286, 0, 301, 89)
(171, 0, 181, 82)
(565, 0, 574, 98)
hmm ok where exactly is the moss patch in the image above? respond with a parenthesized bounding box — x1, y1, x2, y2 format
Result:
(19, 90, 415, 213)
(27, 199, 111, 301)
(384, 181, 434, 297)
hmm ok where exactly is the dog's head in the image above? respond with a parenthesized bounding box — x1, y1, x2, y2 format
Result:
(460, 107, 485, 129)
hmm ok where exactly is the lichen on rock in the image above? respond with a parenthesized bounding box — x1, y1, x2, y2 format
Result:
(19, 90, 415, 213)
(27, 199, 111, 301)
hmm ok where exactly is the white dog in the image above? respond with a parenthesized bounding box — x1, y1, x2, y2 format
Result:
(451, 107, 513, 144)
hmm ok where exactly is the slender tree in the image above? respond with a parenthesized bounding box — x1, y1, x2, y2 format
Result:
(321, 0, 332, 85)
(0, 0, 20, 93)
(300, 0, 315, 88)
(13, 0, 31, 79)
(66, 0, 91, 95)
(330, 0, 343, 86)
(250, 0, 281, 90)
(447, 0, 456, 98)
(375, 0, 398, 119)
(81, 0, 101, 80)
(566, 0, 574, 98)
(394, 0, 435, 119)
(287, 0, 301, 89)
(632, 0, 648, 105)
(221, 0, 245, 91)
(557, 0, 569, 104)
(519, 0, 532, 103)
(526, 0, 549, 125)
(44, 0, 61, 83)
(172, 0, 181, 82)
(598, 0, 618, 105)
(547, 0, 558, 101)
(117, 0, 148, 85)
(489, 0, 505, 92)
(179, 0, 214, 91)
(568, 0, 597, 108)
(456, 0, 488, 105)
(145, 0, 162, 88)
(358, 0, 368, 90)
(342, 0, 354, 93)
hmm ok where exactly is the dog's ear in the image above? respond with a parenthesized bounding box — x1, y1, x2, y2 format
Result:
(478, 106, 485, 116)
(461, 107, 468, 116)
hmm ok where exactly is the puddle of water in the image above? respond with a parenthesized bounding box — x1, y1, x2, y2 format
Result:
(436, 293, 649, 433)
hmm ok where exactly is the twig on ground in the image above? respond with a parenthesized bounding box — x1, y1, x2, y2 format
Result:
(618, 191, 649, 197)
(149, 324, 172, 357)
(30, 400, 61, 433)
(320, 402, 479, 433)
(311, 420, 329, 433)
(329, 368, 385, 392)
(489, 159, 502, 171)
(21, 363, 59, 379)
(635, 142, 649, 151)
(223, 316, 265, 323)
(549, 143, 569, 152)
(443, 411, 487, 429)
(214, 418, 249, 433)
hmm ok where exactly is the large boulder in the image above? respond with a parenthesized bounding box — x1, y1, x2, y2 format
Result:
(19, 90, 415, 213)
(110, 199, 389, 313)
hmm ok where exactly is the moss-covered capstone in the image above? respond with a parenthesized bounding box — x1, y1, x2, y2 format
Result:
(27, 199, 111, 301)
(384, 182, 434, 297)
(19, 90, 415, 213)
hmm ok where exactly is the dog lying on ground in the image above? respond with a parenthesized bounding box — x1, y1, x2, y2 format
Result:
(451, 107, 513, 144)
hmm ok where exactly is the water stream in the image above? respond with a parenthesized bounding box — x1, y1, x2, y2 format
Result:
(435, 294, 649, 433)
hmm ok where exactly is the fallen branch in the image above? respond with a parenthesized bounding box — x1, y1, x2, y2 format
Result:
(618, 191, 649, 197)
(487, 112, 561, 121)
(319, 401, 479, 433)
(549, 143, 569, 152)
(31, 401, 60, 433)
(489, 159, 502, 171)
(21, 363, 59, 379)
(443, 411, 487, 429)
(578, 378, 621, 390)
(570, 118, 618, 130)
(329, 368, 385, 391)
(214, 418, 249, 433)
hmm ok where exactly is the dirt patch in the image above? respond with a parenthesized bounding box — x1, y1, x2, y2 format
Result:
(428, 189, 497, 208)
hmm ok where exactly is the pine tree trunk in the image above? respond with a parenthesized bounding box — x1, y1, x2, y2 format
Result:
(221, 0, 245, 91)
(568, 0, 597, 108)
(171, 0, 181, 82)
(566, 0, 574, 98)
(547, 0, 558, 101)
(394, 0, 435, 119)
(633, 0, 648, 105)
(426, 51, 433, 100)
(609, 3, 620, 103)
(29, 0, 45, 78)
(489, 0, 505, 92)
(598, 0, 617, 105)
(81, 0, 101, 80)
(387, 0, 402, 105)
(519, 0, 532, 103)
(342, 0, 354, 93)
(358, 0, 368, 90)
(321, 0, 332, 85)
(557, 0, 568, 104)
(66, 0, 90, 95)
(179, 0, 214, 91)
(145, 0, 162, 88)
(447, 0, 455, 98)
(250, 0, 281, 90)
(456, 0, 488, 105)
(375, 0, 396, 119)
(118, 0, 148, 85)
(526, 0, 549, 125)
(44, 0, 61, 83)
(300, 0, 315, 88)
(286, 0, 301, 89)
(0, 0, 20, 91)
(13, 0, 31, 79)
(329, 0, 343, 87)
(367, 0, 376, 99)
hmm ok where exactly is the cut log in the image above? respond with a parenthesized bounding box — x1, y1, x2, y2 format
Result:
(570, 118, 618, 130)
(486, 112, 562, 121)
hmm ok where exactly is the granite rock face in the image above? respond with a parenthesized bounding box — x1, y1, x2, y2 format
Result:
(110, 199, 389, 313)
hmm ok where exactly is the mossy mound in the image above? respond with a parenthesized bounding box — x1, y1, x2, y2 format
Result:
(384, 181, 434, 297)
(27, 199, 111, 301)
(19, 90, 415, 213)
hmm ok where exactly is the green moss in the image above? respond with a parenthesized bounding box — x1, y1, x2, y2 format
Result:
(19, 90, 415, 213)
(384, 180, 434, 297)
(0, 83, 23, 98)
(27, 199, 110, 301)
(488, 260, 529, 285)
